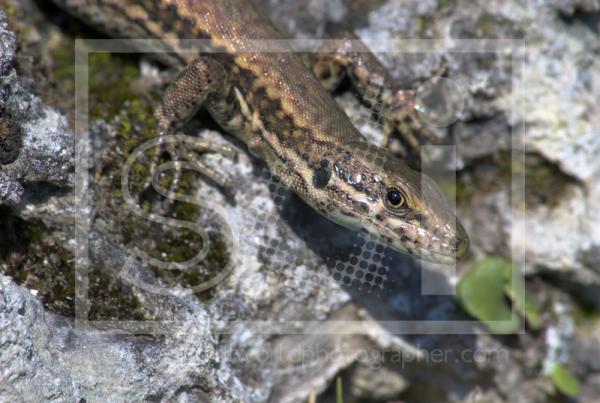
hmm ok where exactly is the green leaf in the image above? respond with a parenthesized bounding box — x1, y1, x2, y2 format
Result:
(504, 264, 542, 330)
(551, 364, 581, 397)
(458, 257, 520, 334)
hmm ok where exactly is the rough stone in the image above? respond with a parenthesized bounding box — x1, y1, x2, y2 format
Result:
(1, 0, 600, 401)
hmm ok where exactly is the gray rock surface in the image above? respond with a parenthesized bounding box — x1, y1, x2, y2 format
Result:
(0, 10, 72, 206)
(351, 0, 600, 288)
(323, 0, 600, 299)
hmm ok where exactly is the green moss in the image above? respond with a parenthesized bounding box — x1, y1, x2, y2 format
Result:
(475, 14, 499, 37)
(0, 208, 146, 320)
(148, 231, 229, 301)
(416, 16, 434, 38)
(456, 151, 573, 210)
(89, 53, 161, 194)
(41, 16, 98, 115)
(0, 209, 74, 316)
(432, 174, 470, 210)
(174, 199, 201, 221)
(51, 37, 76, 87)
(1, 1, 17, 18)
(153, 226, 203, 263)
(494, 151, 575, 209)
(92, 86, 218, 300)
(571, 298, 599, 326)
(44, 25, 231, 313)
(88, 266, 147, 321)
(3, 2, 230, 319)
(523, 153, 573, 208)
(453, 176, 477, 208)
(95, 121, 227, 302)
(89, 52, 144, 120)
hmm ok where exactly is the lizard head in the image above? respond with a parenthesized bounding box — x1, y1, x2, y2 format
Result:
(313, 141, 469, 264)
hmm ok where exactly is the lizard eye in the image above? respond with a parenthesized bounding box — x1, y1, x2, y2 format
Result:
(385, 187, 405, 208)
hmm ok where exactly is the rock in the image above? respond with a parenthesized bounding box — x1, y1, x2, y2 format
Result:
(0, 9, 73, 207)
(0, 273, 222, 402)
(348, 362, 410, 400)
(0, 171, 22, 205)
(348, 0, 600, 289)
(1, 0, 600, 401)
(0, 8, 15, 76)
(0, 274, 79, 401)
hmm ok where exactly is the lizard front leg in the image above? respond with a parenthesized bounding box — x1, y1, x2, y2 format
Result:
(146, 56, 236, 208)
(310, 33, 443, 160)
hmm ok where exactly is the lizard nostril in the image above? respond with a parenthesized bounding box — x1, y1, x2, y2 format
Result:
(449, 235, 469, 257)
(449, 237, 462, 251)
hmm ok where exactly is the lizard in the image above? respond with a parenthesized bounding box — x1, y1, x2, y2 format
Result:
(49, 0, 469, 264)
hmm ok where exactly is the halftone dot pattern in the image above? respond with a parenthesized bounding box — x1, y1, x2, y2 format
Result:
(238, 165, 320, 289)
(246, 160, 394, 293)
(229, 80, 422, 293)
(327, 140, 394, 291)
(229, 68, 463, 293)
(327, 235, 391, 291)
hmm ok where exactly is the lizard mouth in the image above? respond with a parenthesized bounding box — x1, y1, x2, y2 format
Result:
(359, 214, 469, 264)
(392, 220, 470, 264)
(356, 212, 469, 264)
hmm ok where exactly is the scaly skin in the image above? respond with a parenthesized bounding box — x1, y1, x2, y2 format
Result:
(51, 0, 469, 263)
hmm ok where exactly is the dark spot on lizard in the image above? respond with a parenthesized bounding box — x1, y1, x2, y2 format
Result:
(166, 3, 178, 14)
(312, 159, 331, 189)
